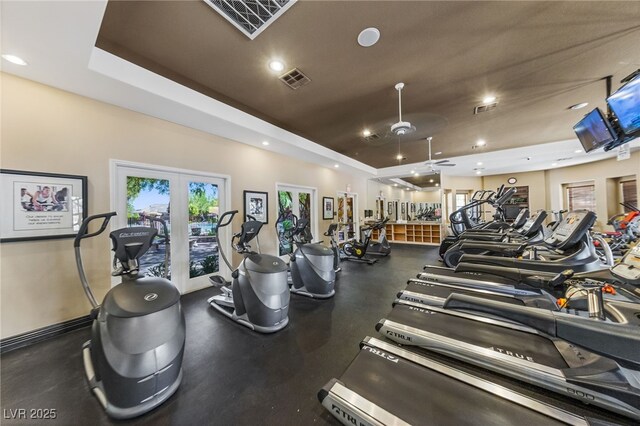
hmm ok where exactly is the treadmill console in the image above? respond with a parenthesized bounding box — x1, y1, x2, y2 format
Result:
(512, 208, 529, 228)
(611, 241, 640, 284)
(543, 210, 596, 251)
(519, 210, 547, 235)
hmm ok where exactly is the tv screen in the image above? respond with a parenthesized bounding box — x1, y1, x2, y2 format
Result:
(607, 75, 640, 135)
(573, 108, 616, 153)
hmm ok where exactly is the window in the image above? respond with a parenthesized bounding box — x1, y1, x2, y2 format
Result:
(621, 180, 637, 211)
(566, 184, 596, 212)
(455, 193, 468, 209)
(114, 161, 229, 294)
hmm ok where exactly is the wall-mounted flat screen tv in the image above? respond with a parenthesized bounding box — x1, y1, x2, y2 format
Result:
(607, 74, 640, 135)
(573, 107, 617, 153)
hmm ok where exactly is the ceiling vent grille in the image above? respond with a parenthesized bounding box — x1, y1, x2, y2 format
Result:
(203, 0, 297, 40)
(474, 102, 498, 114)
(279, 68, 311, 90)
(364, 133, 380, 141)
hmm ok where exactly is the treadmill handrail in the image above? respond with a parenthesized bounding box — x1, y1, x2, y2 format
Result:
(444, 293, 640, 368)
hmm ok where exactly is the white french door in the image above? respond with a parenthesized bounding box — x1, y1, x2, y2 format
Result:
(275, 183, 317, 257)
(336, 191, 359, 243)
(111, 160, 230, 294)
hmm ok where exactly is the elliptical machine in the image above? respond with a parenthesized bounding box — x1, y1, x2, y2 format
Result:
(276, 212, 336, 299)
(324, 223, 342, 273)
(74, 212, 185, 419)
(208, 210, 289, 333)
(366, 217, 391, 256)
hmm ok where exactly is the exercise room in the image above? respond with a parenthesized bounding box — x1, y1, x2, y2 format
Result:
(2, 1, 640, 425)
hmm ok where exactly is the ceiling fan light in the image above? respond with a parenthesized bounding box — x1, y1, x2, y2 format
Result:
(391, 121, 412, 135)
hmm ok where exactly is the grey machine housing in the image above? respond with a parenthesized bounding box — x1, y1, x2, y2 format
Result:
(75, 213, 185, 419)
(287, 216, 336, 298)
(209, 210, 290, 333)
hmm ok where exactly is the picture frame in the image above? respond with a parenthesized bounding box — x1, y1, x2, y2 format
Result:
(0, 169, 87, 243)
(322, 196, 334, 220)
(243, 190, 269, 224)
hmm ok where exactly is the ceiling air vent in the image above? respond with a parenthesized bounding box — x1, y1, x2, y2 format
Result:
(279, 68, 311, 90)
(203, 0, 297, 40)
(474, 102, 498, 114)
(364, 133, 380, 141)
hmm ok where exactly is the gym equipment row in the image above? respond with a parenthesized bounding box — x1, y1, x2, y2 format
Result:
(319, 206, 640, 424)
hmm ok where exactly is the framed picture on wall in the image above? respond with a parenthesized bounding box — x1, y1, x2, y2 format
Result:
(322, 196, 334, 220)
(243, 190, 269, 224)
(0, 169, 87, 242)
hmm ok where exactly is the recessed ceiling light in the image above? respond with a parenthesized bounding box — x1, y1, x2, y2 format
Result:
(393, 184, 398, 187)
(568, 102, 588, 110)
(410, 170, 415, 174)
(476, 171, 482, 175)
(414, 173, 419, 177)
(429, 179, 434, 183)
(396, 154, 403, 160)
(357, 27, 380, 47)
(2, 54, 27, 66)
(268, 60, 285, 72)
(334, 164, 339, 168)
(435, 183, 439, 187)
(482, 95, 496, 104)
(262, 141, 270, 146)
(551, 162, 558, 166)
(477, 162, 483, 166)
(574, 149, 582, 153)
(362, 129, 371, 137)
(476, 139, 486, 146)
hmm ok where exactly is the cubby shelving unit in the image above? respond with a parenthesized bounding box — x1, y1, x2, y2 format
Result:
(371, 222, 442, 245)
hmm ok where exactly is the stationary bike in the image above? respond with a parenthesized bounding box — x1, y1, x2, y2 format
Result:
(366, 217, 391, 256)
(340, 224, 377, 265)
(74, 213, 185, 419)
(208, 210, 290, 333)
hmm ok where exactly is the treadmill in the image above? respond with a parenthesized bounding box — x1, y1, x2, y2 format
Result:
(319, 336, 634, 425)
(448, 210, 603, 272)
(442, 209, 547, 267)
(399, 240, 640, 317)
(377, 292, 640, 420)
(421, 210, 603, 292)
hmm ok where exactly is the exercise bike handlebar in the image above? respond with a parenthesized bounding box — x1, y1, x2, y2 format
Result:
(149, 217, 170, 243)
(216, 210, 238, 232)
(74, 212, 117, 247)
(75, 212, 117, 310)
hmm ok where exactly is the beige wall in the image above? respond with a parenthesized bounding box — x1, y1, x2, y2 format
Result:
(413, 190, 442, 203)
(482, 170, 547, 212)
(546, 151, 640, 229)
(0, 73, 368, 338)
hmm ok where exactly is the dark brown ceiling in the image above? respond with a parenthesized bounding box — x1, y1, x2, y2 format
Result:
(96, 1, 640, 168)
(402, 173, 441, 189)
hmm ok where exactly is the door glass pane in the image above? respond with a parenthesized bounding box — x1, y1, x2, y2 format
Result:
(126, 176, 171, 278)
(277, 190, 294, 255)
(346, 197, 354, 238)
(188, 182, 219, 278)
(298, 191, 312, 241)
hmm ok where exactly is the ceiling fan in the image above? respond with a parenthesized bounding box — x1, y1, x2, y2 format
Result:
(391, 82, 415, 136)
(424, 137, 455, 171)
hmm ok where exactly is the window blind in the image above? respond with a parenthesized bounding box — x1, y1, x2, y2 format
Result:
(567, 185, 596, 211)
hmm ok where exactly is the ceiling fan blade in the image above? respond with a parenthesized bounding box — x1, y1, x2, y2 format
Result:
(437, 163, 456, 167)
(435, 160, 450, 164)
